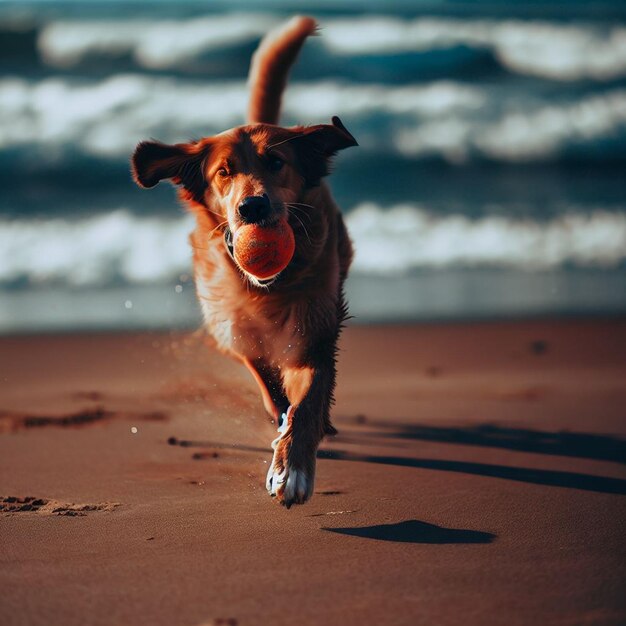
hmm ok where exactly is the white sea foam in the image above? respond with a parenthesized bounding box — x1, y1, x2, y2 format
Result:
(321, 17, 626, 81)
(37, 15, 626, 81)
(393, 89, 626, 161)
(1, 207, 624, 287)
(347, 205, 626, 273)
(38, 14, 278, 69)
(1, 75, 625, 162)
(0, 76, 248, 155)
(0, 210, 194, 286)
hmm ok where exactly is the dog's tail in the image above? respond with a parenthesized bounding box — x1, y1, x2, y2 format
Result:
(247, 16, 317, 125)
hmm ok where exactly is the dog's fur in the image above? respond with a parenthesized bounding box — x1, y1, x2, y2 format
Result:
(131, 16, 356, 507)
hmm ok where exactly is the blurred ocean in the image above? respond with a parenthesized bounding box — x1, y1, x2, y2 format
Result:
(1, 0, 626, 332)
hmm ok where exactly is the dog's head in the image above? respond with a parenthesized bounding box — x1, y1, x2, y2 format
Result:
(131, 117, 356, 285)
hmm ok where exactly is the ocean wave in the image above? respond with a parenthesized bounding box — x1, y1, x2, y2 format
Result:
(0, 210, 194, 286)
(37, 14, 626, 81)
(0, 76, 484, 156)
(323, 17, 626, 81)
(2, 75, 625, 163)
(38, 13, 278, 70)
(393, 89, 626, 161)
(1, 207, 625, 287)
(347, 204, 626, 273)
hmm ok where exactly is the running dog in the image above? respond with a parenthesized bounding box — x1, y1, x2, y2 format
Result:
(131, 16, 356, 507)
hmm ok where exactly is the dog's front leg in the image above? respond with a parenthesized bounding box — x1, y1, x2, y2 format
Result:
(266, 355, 335, 508)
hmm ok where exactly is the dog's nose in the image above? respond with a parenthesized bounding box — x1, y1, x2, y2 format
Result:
(238, 194, 271, 224)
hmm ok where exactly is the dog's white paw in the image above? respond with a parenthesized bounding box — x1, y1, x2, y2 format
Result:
(266, 463, 314, 508)
(265, 407, 315, 508)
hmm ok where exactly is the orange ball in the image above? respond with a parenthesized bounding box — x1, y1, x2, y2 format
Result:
(233, 219, 295, 280)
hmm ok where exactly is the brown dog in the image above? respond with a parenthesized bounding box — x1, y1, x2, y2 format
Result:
(131, 16, 356, 507)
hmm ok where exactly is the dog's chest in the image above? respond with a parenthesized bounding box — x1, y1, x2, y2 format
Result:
(195, 260, 305, 367)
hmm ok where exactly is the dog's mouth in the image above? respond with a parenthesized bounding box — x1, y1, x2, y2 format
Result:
(224, 226, 278, 287)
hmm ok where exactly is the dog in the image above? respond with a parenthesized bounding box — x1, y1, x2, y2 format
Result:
(131, 16, 356, 508)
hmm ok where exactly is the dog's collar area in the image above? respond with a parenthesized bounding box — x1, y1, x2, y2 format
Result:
(223, 227, 277, 287)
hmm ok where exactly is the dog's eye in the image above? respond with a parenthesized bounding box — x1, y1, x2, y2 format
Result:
(267, 155, 285, 172)
(216, 167, 229, 178)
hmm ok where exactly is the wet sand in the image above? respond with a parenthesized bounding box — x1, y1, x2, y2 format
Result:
(1, 320, 625, 626)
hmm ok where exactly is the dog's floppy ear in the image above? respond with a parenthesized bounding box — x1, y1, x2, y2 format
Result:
(293, 116, 358, 186)
(131, 140, 208, 204)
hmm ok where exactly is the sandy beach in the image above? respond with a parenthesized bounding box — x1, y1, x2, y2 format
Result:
(1, 319, 625, 626)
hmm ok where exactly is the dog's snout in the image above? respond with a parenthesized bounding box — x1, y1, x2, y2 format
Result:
(238, 194, 271, 224)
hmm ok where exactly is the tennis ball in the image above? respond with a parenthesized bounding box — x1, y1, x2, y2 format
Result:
(233, 219, 295, 280)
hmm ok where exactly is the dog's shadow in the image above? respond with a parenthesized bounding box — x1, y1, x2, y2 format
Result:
(323, 519, 495, 544)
